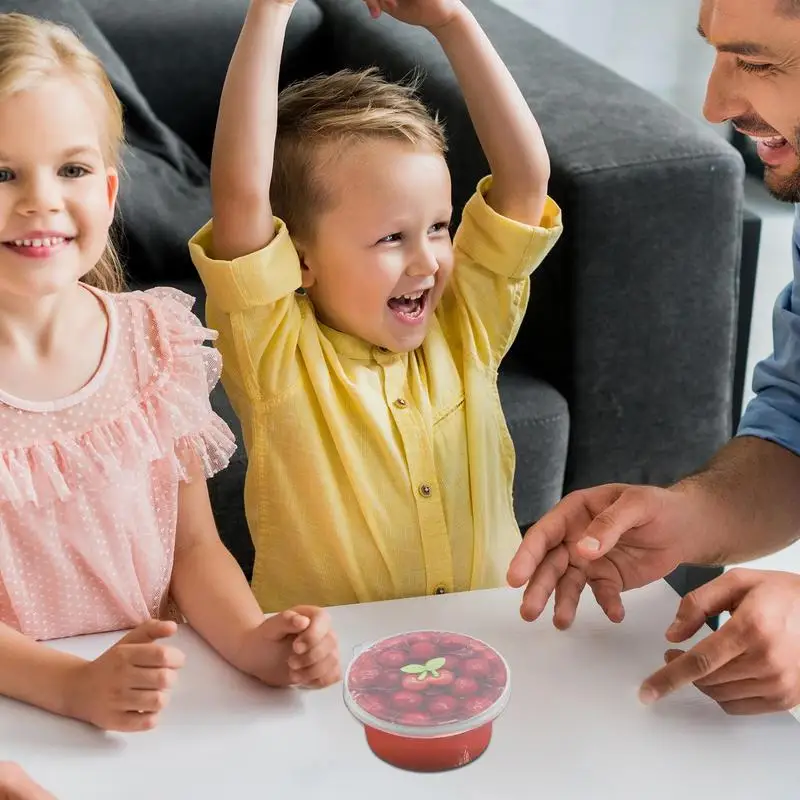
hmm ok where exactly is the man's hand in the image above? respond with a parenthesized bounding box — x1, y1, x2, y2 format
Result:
(64, 620, 185, 732)
(640, 569, 800, 715)
(362, 0, 464, 31)
(0, 764, 55, 800)
(234, 606, 341, 689)
(507, 484, 691, 628)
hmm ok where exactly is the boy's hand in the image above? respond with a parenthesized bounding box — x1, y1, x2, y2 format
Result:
(64, 620, 185, 733)
(363, 0, 464, 31)
(235, 607, 341, 689)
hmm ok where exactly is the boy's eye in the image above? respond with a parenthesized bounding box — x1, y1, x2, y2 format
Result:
(378, 232, 403, 244)
(59, 164, 89, 179)
(0, 168, 13, 183)
(429, 221, 450, 234)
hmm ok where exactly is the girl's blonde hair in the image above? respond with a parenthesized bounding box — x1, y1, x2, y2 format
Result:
(0, 13, 125, 292)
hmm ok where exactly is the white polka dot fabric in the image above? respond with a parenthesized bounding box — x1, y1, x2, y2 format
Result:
(0, 287, 236, 641)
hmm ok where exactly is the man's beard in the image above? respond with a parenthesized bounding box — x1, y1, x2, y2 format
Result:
(732, 115, 800, 203)
(761, 126, 800, 203)
(764, 158, 800, 203)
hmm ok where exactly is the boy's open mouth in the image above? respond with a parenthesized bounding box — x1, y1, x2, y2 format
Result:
(388, 289, 429, 323)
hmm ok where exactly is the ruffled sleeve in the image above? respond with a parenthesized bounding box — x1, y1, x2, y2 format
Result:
(0, 287, 237, 511)
(136, 287, 238, 482)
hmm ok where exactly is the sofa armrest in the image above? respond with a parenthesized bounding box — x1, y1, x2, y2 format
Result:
(81, 0, 328, 164)
(314, 0, 745, 492)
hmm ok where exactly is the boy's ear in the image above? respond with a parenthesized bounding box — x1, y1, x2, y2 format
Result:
(295, 240, 317, 289)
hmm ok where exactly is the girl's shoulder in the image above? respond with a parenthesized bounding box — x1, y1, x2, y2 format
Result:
(0, 287, 235, 512)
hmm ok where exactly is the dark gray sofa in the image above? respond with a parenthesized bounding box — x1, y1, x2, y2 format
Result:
(25, 0, 744, 590)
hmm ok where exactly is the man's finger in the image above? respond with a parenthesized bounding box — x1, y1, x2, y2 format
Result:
(574, 488, 656, 559)
(665, 569, 755, 643)
(553, 566, 586, 630)
(588, 574, 625, 624)
(520, 545, 569, 622)
(696, 677, 773, 704)
(639, 628, 747, 704)
(719, 697, 785, 716)
(678, 652, 767, 688)
(508, 495, 587, 588)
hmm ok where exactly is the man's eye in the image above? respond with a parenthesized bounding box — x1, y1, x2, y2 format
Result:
(736, 60, 775, 75)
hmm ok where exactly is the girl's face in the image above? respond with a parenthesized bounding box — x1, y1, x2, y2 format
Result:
(0, 75, 118, 302)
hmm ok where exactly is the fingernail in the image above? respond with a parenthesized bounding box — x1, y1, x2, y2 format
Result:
(294, 641, 307, 654)
(579, 537, 601, 552)
(638, 686, 657, 706)
(666, 622, 680, 637)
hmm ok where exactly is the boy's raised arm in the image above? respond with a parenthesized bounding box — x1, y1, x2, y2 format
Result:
(366, 0, 551, 226)
(210, 0, 295, 261)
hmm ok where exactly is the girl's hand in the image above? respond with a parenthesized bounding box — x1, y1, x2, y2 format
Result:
(235, 606, 341, 689)
(0, 763, 56, 800)
(362, 0, 465, 31)
(64, 620, 185, 732)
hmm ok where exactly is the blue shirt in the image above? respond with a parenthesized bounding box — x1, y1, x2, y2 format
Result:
(738, 205, 800, 453)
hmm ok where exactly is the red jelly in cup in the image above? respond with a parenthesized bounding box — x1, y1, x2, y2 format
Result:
(344, 630, 510, 771)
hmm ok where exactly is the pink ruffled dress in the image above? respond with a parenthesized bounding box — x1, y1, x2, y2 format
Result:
(0, 287, 237, 641)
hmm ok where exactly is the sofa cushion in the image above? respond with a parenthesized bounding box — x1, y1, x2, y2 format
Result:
(0, 0, 212, 284)
(79, 0, 327, 165)
(499, 369, 569, 529)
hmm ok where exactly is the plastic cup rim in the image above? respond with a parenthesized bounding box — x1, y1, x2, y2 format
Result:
(343, 629, 511, 739)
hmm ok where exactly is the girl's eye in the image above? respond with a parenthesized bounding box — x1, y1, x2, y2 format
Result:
(736, 60, 775, 75)
(59, 164, 89, 179)
(429, 222, 450, 234)
(0, 168, 13, 183)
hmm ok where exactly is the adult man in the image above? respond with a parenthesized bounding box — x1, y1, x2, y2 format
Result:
(508, 0, 800, 716)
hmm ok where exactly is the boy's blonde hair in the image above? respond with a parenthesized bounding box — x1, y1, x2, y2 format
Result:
(273, 68, 447, 242)
(0, 13, 125, 292)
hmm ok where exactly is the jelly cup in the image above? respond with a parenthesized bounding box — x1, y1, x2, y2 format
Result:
(344, 630, 510, 772)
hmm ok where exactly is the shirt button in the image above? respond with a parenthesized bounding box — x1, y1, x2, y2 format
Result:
(418, 483, 432, 498)
(434, 585, 447, 595)
(394, 398, 408, 409)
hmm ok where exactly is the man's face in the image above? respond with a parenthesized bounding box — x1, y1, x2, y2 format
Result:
(700, 0, 800, 202)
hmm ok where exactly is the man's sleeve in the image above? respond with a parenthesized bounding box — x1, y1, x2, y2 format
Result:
(738, 273, 800, 456)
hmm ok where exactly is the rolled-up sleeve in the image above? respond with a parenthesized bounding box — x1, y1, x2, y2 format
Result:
(738, 209, 800, 455)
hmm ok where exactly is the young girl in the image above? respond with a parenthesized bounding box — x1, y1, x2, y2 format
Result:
(0, 12, 340, 734)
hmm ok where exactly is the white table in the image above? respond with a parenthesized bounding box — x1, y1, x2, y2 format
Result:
(0, 582, 797, 799)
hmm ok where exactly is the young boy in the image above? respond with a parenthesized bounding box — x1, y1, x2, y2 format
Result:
(190, 0, 563, 612)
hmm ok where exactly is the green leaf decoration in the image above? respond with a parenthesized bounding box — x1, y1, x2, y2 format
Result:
(401, 663, 426, 674)
(426, 657, 446, 671)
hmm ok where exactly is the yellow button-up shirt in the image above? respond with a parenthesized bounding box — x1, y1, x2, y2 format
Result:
(190, 177, 562, 612)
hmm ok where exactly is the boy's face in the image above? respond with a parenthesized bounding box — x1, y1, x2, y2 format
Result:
(299, 138, 454, 353)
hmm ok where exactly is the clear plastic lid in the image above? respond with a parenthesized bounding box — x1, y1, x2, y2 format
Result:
(343, 630, 510, 739)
